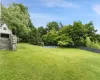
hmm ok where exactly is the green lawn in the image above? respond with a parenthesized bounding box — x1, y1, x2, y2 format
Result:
(0, 43, 100, 80)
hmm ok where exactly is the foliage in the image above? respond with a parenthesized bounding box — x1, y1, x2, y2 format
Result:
(95, 34, 100, 42)
(42, 28, 58, 45)
(86, 37, 93, 48)
(38, 26, 47, 37)
(1, 3, 41, 45)
(58, 34, 74, 47)
(46, 21, 59, 31)
(42, 21, 99, 48)
(84, 21, 97, 37)
(71, 21, 86, 46)
(28, 28, 42, 45)
(1, 3, 100, 48)
(86, 37, 100, 49)
(58, 21, 86, 47)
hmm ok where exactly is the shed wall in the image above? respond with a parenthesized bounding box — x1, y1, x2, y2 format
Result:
(0, 38, 11, 50)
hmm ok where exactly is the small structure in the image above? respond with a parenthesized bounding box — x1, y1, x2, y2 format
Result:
(0, 23, 17, 50)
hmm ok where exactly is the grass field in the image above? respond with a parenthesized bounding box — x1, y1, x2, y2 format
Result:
(0, 43, 100, 80)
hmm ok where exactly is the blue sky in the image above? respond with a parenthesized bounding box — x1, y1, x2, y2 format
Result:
(2, 0, 100, 33)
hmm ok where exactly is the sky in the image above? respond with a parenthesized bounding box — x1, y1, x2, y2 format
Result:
(1, 0, 100, 33)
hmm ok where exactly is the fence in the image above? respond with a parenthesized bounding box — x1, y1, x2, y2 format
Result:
(78, 46, 100, 53)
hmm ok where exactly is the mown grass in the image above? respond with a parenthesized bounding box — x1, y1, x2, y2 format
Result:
(0, 43, 100, 80)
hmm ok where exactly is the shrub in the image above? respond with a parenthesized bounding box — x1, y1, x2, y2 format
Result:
(58, 34, 74, 47)
(86, 37, 100, 49)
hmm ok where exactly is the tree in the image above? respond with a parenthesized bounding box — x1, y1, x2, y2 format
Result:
(59, 21, 86, 47)
(71, 21, 86, 46)
(95, 34, 100, 42)
(42, 28, 58, 45)
(46, 21, 59, 31)
(84, 21, 97, 42)
(58, 34, 74, 47)
(38, 26, 47, 37)
(1, 3, 41, 45)
(2, 3, 30, 38)
(28, 28, 42, 45)
(59, 25, 73, 36)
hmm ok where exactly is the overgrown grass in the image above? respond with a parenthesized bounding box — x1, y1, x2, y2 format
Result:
(0, 43, 100, 80)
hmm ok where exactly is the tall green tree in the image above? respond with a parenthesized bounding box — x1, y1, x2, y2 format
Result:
(1, 3, 41, 45)
(2, 3, 30, 37)
(46, 21, 59, 31)
(38, 26, 47, 37)
(84, 21, 97, 41)
(42, 28, 58, 45)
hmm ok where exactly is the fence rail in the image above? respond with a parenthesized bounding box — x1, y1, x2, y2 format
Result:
(78, 46, 100, 53)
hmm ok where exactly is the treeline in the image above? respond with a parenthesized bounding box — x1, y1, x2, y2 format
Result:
(39, 21, 100, 49)
(1, 3, 100, 49)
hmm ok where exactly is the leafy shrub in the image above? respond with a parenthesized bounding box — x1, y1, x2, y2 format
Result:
(86, 37, 100, 49)
(42, 28, 58, 45)
(58, 34, 74, 47)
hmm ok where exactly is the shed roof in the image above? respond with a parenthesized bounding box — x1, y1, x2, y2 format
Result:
(0, 24, 12, 34)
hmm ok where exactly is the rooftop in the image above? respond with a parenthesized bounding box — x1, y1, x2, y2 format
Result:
(0, 23, 12, 34)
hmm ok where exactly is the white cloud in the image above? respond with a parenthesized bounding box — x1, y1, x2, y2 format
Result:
(30, 13, 68, 27)
(41, 0, 79, 8)
(93, 4, 100, 15)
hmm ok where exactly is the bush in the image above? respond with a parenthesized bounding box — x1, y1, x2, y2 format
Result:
(42, 28, 58, 45)
(92, 43, 100, 49)
(58, 34, 74, 47)
(86, 37, 100, 49)
(86, 37, 92, 48)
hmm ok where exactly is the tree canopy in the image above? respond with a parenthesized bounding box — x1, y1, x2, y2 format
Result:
(1, 3, 41, 45)
(1, 3, 100, 49)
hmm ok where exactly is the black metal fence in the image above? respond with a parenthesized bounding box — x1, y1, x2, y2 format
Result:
(78, 46, 100, 53)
